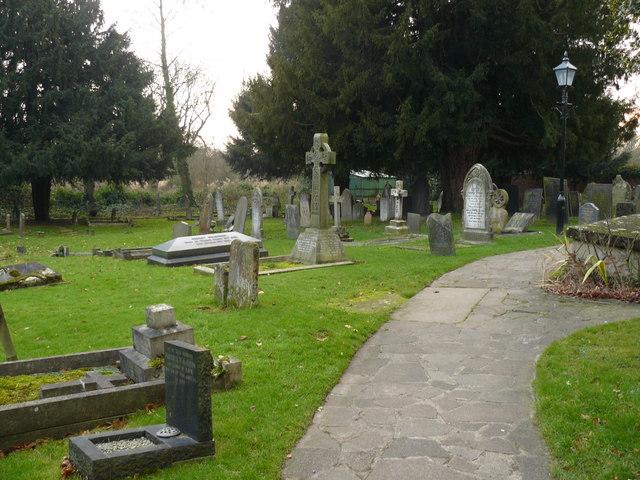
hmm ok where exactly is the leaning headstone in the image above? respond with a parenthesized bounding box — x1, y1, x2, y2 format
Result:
(582, 183, 612, 219)
(363, 211, 372, 225)
(407, 213, 422, 234)
(460, 164, 493, 244)
(427, 213, 455, 256)
(215, 189, 225, 222)
(299, 192, 311, 228)
(173, 221, 192, 239)
(198, 193, 215, 234)
(290, 133, 348, 264)
(213, 263, 229, 307)
(384, 180, 409, 234)
(615, 202, 636, 217)
(578, 202, 599, 224)
(612, 175, 632, 216)
(227, 240, 260, 309)
(543, 177, 569, 223)
(232, 196, 248, 234)
(18, 213, 25, 238)
(352, 203, 365, 221)
(340, 189, 354, 221)
(251, 187, 263, 239)
(521, 188, 543, 219)
(286, 204, 300, 240)
(1, 305, 18, 361)
(502, 212, 536, 233)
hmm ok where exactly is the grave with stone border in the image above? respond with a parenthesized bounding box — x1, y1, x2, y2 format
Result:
(68, 341, 216, 480)
(147, 232, 268, 267)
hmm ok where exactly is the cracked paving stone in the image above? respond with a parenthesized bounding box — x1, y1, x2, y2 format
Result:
(383, 438, 450, 459)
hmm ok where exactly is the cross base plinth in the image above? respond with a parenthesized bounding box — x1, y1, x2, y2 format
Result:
(290, 228, 348, 265)
(384, 219, 408, 235)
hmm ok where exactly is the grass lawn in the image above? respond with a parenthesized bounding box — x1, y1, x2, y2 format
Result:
(0, 215, 567, 478)
(534, 319, 640, 480)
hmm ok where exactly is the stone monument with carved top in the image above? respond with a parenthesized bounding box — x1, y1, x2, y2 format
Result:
(290, 134, 348, 264)
(384, 180, 409, 234)
(460, 163, 493, 244)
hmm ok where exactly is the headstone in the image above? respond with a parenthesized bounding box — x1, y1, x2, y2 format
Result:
(227, 240, 260, 309)
(380, 184, 393, 222)
(147, 232, 268, 267)
(224, 215, 235, 231)
(363, 211, 372, 225)
(299, 192, 311, 228)
(427, 213, 455, 256)
(287, 186, 296, 205)
(213, 264, 229, 307)
(578, 202, 600, 224)
(1, 305, 18, 361)
(499, 184, 519, 216)
(330, 186, 341, 227)
(612, 175, 632, 216)
(340, 189, 354, 221)
(18, 213, 25, 238)
(502, 212, 536, 233)
(384, 181, 409, 234)
(272, 195, 281, 218)
(490, 189, 509, 233)
(232, 196, 248, 234)
(521, 188, 543, 219)
(568, 191, 580, 217)
(251, 187, 263, 239)
(407, 213, 422, 234)
(615, 202, 636, 217)
(290, 133, 348, 264)
(215, 189, 225, 221)
(286, 204, 300, 240)
(460, 164, 493, 244)
(198, 193, 215, 234)
(173, 222, 192, 239)
(352, 203, 365, 221)
(436, 191, 443, 213)
(543, 177, 569, 223)
(582, 183, 612, 219)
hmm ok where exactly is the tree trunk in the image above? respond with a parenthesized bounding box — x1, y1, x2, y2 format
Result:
(437, 146, 478, 213)
(83, 179, 98, 217)
(151, 181, 162, 215)
(31, 177, 51, 221)
(409, 177, 431, 215)
(175, 155, 195, 218)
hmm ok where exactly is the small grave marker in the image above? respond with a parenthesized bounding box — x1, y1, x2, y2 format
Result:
(18, 213, 25, 238)
(427, 213, 455, 256)
(407, 213, 422, 234)
(502, 212, 536, 233)
(1, 305, 17, 361)
(172, 222, 192, 239)
(615, 202, 636, 217)
(363, 211, 372, 225)
(578, 202, 600, 224)
(286, 204, 300, 239)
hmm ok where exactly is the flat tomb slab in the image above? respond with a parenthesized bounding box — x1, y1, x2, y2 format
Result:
(0, 262, 62, 291)
(147, 232, 268, 267)
(69, 425, 214, 480)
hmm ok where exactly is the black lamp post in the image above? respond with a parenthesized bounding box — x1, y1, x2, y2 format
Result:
(553, 51, 577, 235)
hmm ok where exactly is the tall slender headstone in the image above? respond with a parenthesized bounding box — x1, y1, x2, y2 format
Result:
(5, 214, 10, 232)
(290, 134, 348, 264)
(380, 184, 392, 222)
(215, 189, 225, 222)
(460, 164, 493, 244)
(287, 186, 296, 205)
(251, 187, 263, 239)
(198, 193, 215, 234)
(340, 189, 354, 221)
(427, 213, 455, 256)
(232, 196, 248, 234)
(18, 213, 25, 238)
(330, 186, 341, 227)
(299, 192, 311, 228)
(227, 240, 260, 309)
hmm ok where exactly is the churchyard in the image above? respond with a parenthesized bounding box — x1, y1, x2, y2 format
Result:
(0, 210, 567, 479)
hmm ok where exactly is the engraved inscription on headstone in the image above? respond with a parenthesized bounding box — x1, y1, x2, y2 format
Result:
(460, 164, 493, 244)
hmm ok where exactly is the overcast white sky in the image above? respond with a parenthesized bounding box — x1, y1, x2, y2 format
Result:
(100, 0, 277, 148)
(100, 1, 639, 149)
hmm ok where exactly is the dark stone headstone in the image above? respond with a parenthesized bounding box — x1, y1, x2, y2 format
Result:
(615, 202, 636, 217)
(502, 212, 536, 233)
(499, 184, 519, 216)
(198, 193, 215, 235)
(164, 341, 213, 442)
(213, 264, 229, 307)
(521, 188, 543, 219)
(227, 240, 259, 309)
(147, 232, 267, 267)
(427, 213, 455, 256)
(578, 202, 599, 224)
(407, 212, 422, 234)
(543, 177, 569, 223)
(582, 183, 612, 219)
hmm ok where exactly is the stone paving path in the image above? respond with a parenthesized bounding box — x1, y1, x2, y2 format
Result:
(282, 248, 639, 480)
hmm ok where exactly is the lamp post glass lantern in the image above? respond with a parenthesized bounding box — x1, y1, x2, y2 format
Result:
(553, 52, 577, 235)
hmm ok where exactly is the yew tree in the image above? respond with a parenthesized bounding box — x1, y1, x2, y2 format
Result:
(227, 0, 639, 211)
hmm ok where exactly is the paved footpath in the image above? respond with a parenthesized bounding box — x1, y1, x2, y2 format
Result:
(282, 248, 639, 480)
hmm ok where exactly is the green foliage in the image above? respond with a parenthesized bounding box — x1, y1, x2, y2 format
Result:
(227, 0, 639, 211)
(534, 319, 640, 479)
(0, 0, 171, 220)
(0, 370, 88, 405)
